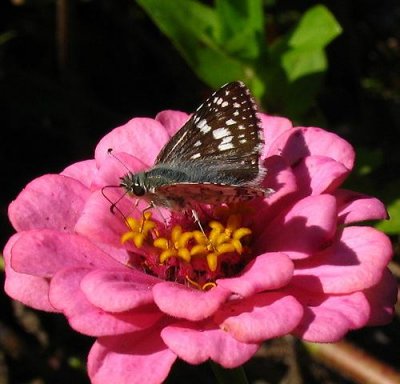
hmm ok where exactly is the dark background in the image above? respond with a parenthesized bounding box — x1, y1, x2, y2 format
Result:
(1, 0, 399, 383)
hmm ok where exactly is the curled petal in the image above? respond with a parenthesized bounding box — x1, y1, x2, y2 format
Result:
(214, 293, 303, 343)
(293, 156, 350, 196)
(292, 226, 393, 293)
(217, 252, 294, 297)
(259, 113, 293, 158)
(81, 269, 161, 312)
(153, 282, 231, 321)
(161, 321, 259, 368)
(88, 330, 177, 384)
(9, 174, 90, 232)
(49, 268, 163, 336)
(260, 194, 337, 259)
(334, 189, 389, 224)
(292, 291, 370, 342)
(4, 234, 57, 312)
(268, 127, 355, 170)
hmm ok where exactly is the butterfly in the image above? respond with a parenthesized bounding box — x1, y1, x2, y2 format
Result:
(119, 81, 270, 212)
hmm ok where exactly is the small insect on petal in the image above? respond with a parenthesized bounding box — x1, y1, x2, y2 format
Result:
(118, 81, 270, 212)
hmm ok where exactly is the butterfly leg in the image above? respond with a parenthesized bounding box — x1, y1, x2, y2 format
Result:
(191, 209, 206, 236)
(140, 202, 168, 230)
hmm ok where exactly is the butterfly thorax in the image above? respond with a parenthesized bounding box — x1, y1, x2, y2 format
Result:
(120, 169, 192, 208)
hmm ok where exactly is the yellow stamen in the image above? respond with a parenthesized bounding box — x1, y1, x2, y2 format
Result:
(152, 213, 253, 272)
(153, 238, 169, 250)
(159, 249, 177, 263)
(121, 212, 157, 247)
(216, 243, 236, 254)
(120, 207, 253, 287)
(207, 252, 219, 272)
(233, 227, 252, 240)
(190, 244, 208, 256)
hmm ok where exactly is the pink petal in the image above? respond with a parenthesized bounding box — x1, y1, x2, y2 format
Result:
(293, 156, 349, 196)
(10, 229, 123, 277)
(364, 269, 397, 326)
(292, 291, 370, 342)
(81, 269, 161, 312)
(155, 110, 189, 137)
(153, 282, 231, 321)
(262, 155, 298, 207)
(292, 226, 393, 293)
(334, 189, 388, 224)
(4, 234, 57, 312)
(217, 252, 294, 297)
(75, 190, 169, 249)
(251, 156, 298, 233)
(49, 267, 164, 336)
(9, 174, 91, 232)
(88, 330, 177, 384)
(91, 152, 148, 189)
(95, 117, 170, 167)
(258, 113, 293, 158)
(75, 190, 132, 248)
(268, 127, 355, 170)
(259, 194, 337, 259)
(214, 293, 303, 343)
(61, 160, 98, 189)
(161, 321, 259, 367)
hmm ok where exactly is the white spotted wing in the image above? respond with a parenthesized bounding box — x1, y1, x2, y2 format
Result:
(154, 81, 265, 186)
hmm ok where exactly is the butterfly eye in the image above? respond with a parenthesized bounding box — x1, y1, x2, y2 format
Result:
(132, 184, 146, 196)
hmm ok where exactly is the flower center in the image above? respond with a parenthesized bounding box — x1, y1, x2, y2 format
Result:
(121, 206, 253, 289)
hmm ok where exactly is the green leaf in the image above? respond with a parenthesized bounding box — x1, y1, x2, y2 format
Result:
(216, 0, 263, 39)
(282, 48, 327, 82)
(289, 5, 342, 49)
(215, 0, 264, 59)
(190, 48, 248, 88)
(137, 0, 219, 54)
(281, 4, 342, 82)
(376, 198, 400, 234)
(136, 0, 260, 88)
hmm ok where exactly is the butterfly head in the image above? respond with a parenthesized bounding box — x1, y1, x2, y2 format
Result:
(120, 172, 147, 197)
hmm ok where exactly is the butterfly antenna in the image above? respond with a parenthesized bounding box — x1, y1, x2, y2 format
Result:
(107, 148, 132, 173)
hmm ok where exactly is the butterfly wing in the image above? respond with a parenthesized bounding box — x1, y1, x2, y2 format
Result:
(155, 81, 264, 184)
(156, 182, 268, 206)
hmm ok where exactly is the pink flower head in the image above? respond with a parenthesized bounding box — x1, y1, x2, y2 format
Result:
(4, 109, 396, 384)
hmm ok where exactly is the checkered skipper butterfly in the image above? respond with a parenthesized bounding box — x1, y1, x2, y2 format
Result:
(120, 81, 270, 211)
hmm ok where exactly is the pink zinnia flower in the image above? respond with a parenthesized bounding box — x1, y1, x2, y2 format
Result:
(4, 110, 396, 384)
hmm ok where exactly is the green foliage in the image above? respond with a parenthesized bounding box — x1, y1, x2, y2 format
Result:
(377, 198, 400, 234)
(346, 147, 400, 235)
(281, 5, 341, 82)
(136, 0, 342, 119)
